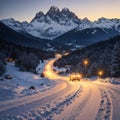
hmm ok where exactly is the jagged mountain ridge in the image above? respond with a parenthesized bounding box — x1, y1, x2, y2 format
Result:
(1, 6, 120, 40)
(1, 6, 79, 39)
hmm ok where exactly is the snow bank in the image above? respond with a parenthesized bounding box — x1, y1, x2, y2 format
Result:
(36, 60, 46, 74)
(95, 77, 120, 84)
(0, 62, 53, 101)
(110, 78, 120, 84)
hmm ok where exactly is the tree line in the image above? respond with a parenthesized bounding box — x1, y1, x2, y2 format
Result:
(54, 35, 120, 78)
(0, 39, 55, 75)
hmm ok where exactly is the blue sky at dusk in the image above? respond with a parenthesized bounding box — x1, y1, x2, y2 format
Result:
(0, 0, 120, 22)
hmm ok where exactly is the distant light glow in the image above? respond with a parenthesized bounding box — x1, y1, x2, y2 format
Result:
(43, 56, 69, 80)
(98, 70, 104, 77)
(83, 59, 89, 66)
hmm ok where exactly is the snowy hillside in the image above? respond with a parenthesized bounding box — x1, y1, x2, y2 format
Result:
(1, 6, 120, 40)
(0, 57, 120, 120)
(0, 62, 53, 101)
(78, 17, 120, 31)
(54, 35, 120, 77)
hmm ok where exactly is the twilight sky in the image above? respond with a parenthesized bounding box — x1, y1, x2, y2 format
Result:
(0, 0, 120, 22)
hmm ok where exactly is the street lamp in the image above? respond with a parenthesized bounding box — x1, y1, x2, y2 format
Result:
(84, 60, 88, 66)
(83, 59, 89, 79)
(98, 70, 104, 78)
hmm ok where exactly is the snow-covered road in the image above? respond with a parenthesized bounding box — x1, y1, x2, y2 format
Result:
(0, 56, 120, 120)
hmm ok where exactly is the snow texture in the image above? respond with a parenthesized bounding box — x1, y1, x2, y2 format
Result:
(0, 62, 53, 101)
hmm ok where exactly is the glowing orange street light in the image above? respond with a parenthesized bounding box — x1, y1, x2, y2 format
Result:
(83, 59, 89, 66)
(83, 59, 89, 79)
(98, 70, 104, 78)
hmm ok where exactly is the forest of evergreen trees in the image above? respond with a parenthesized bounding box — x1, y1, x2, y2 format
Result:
(54, 35, 120, 78)
(0, 39, 55, 74)
(0, 34, 120, 77)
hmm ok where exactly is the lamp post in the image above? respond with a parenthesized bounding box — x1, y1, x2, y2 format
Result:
(98, 70, 104, 79)
(83, 59, 89, 79)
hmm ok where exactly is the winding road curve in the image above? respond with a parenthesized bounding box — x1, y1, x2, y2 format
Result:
(0, 55, 120, 120)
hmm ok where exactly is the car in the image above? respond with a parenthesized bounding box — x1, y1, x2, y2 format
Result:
(70, 73, 82, 81)
(5, 74, 12, 79)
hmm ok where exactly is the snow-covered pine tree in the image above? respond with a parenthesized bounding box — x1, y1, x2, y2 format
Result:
(111, 42, 120, 77)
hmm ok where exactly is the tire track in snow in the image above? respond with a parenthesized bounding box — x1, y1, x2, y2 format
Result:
(95, 83, 120, 94)
(77, 84, 92, 113)
(0, 81, 69, 117)
(0, 82, 83, 120)
(96, 86, 112, 120)
(73, 82, 100, 120)
(70, 85, 92, 120)
(39, 84, 82, 120)
(54, 82, 97, 120)
(101, 85, 120, 94)
(0, 81, 82, 119)
(96, 83, 120, 120)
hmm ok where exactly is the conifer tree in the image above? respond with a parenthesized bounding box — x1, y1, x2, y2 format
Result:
(111, 42, 120, 77)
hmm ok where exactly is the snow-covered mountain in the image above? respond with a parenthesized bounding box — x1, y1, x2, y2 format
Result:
(78, 17, 120, 31)
(93, 18, 120, 32)
(1, 6, 120, 40)
(1, 6, 79, 39)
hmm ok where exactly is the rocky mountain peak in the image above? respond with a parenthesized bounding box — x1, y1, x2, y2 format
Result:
(49, 6, 60, 12)
(45, 6, 61, 22)
(33, 11, 44, 20)
(61, 8, 70, 12)
(1, 6, 120, 40)
(46, 6, 60, 16)
(31, 11, 45, 23)
(82, 17, 90, 22)
(95, 17, 111, 24)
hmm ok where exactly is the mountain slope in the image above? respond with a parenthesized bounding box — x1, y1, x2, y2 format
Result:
(53, 27, 120, 47)
(0, 22, 47, 49)
(1, 6, 120, 40)
(0, 22, 69, 51)
(1, 6, 79, 39)
(54, 35, 120, 77)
